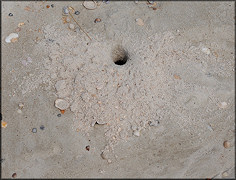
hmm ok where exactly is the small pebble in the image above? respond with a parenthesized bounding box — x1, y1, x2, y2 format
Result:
(148, 0, 154, 4)
(40, 125, 45, 130)
(75, 11, 80, 15)
(46, 5, 50, 8)
(32, 128, 37, 133)
(85, 145, 90, 151)
(15, 27, 21, 32)
(153, 7, 157, 10)
(9, 13, 13, 16)
(202, 47, 211, 55)
(135, 18, 144, 26)
(54, 99, 69, 110)
(219, 102, 227, 109)
(94, 18, 101, 23)
(69, 24, 75, 30)
(1, 121, 7, 128)
(18, 103, 24, 109)
(222, 171, 228, 177)
(12, 173, 17, 178)
(107, 159, 112, 163)
(223, 141, 230, 148)
(17, 109, 22, 114)
(51, 4, 54, 8)
(148, 120, 160, 127)
(63, 6, 69, 14)
(133, 130, 140, 137)
(57, 114, 61, 117)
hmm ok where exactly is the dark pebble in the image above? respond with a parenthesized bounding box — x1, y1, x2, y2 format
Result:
(32, 128, 37, 133)
(51, 4, 54, 8)
(40, 125, 45, 130)
(75, 11, 80, 15)
(12, 173, 17, 178)
(0, 158, 5, 163)
(9, 13, 13, 16)
(57, 114, 61, 117)
(86, 145, 90, 151)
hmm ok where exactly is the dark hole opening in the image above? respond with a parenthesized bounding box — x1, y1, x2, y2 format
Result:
(112, 45, 129, 66)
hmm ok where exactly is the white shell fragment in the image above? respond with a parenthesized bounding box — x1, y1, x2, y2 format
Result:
(219, 101, 227, 109)
(5, 33, 19, 43)
(135, 18, 144, 26)
(55, 99, 70, 110)
(83, 1, 97, 10)
(201, 47, 211, 55)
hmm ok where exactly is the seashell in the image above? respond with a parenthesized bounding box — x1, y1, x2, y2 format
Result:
(219, 101, 227, 109)
(55, 99, 70, 110)
(5, 33, 19, 43)
(83, 1, 97, 10)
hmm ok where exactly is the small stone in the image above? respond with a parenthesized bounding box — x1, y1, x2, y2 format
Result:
(32, 128, 37, 133)
(12, 173, 17, 178)
(153, 7, 157, 10)
(222, 171, 228, 177)
(75, 27, 80, 33)
(18, 103, 24, 109)
(75, 11, 80, 15)
(85, 145, 90, 151)
(17, 109, 22, 114)
(57, 114, 61, 117)
(1, 121, 7, 128)
(54, 99, 70, 110)
(51, 4, 54, 8)
(219, 102, 227, 109)
(135, 18, 144, 26)
(202, 47, 211, 55)
(40, 125, 45, 130)
(9, 13, 13, 16)
(69, 24, 75, 30)
(133, 130, 140, 137)
(107, 159, 112, 163)
(46, 5, 50, 8)
(94, 18, 101, 23)
(15, 27, 21, 32)
(223, 141, 230, 148)
(63, 6, 69, 14)
(148, 120, 160, 127)
(18, 22, 25, 27)
(83, 1, 97, 10)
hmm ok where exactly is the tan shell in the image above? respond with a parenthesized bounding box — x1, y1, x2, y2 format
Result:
(83, 1, 97, 10)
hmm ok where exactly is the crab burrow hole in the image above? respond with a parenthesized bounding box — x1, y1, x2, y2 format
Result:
(112, 45, 129, 65)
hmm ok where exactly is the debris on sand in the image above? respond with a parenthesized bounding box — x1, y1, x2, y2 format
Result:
(135, 18, 144, 26)
(55, 99, 70, 110)
(5, 33, 19, 43)
(1, 121, 7, 128)
(83, 1, 97, 10)
(223, 141, 230, 148)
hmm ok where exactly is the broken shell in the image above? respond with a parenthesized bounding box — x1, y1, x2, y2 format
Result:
(5, 33, 19, 43)
(219, 102, 227, 109)
(1, 121, 7, 128)
(202, 47, 211, 55)
(54, 99, 70, 110)
(18, 22, 25, 27)
(83, 1, 97, 10)
(135, 18, 144, 26)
